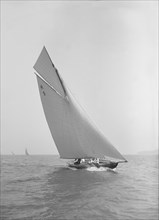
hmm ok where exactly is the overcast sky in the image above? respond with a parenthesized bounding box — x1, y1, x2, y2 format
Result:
(1, 1, 158, 155)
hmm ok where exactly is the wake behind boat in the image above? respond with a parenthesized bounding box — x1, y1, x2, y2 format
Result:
(34, 47, 127, 170)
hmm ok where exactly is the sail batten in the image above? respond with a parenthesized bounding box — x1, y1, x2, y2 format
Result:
(34, 47, 126, 162)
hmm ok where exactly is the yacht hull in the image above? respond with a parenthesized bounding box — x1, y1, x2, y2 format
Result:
(68, 161, 118, 169)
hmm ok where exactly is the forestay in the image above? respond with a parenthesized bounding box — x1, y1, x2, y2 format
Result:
(34, 47, 126, 162)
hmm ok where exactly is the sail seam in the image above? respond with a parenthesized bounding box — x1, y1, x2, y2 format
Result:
(34, 72, 64, 98)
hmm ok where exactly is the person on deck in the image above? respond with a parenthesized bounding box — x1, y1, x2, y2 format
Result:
(74, 158, 81, 165)
(96, 158, 99, 164)
(93, 158, 100, 168)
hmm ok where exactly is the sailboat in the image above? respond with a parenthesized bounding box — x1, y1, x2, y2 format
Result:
(25, 148, 29, 156)
(34, 47, 127, 169)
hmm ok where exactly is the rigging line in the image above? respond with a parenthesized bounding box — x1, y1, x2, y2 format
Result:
(34, 71, 64, 99)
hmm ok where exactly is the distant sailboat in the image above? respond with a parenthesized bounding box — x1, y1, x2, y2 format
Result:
(34, 47, 127, 169)
(25, 148, 29, 156)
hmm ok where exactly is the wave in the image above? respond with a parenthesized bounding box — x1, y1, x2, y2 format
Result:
(10, 176, 41, 183)
(86, 167, 117, 172)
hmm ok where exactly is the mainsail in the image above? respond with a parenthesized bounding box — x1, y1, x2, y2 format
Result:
(34, 47, 126, 162)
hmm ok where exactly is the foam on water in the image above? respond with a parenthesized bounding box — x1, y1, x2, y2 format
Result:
(86, 167, 117, 172)
(86, 166, 108, 171)
(67, 166, 117, 172)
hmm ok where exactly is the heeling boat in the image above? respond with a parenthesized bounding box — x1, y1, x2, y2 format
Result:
(33, 47, 127, 170)
(25, 148, 29, 156)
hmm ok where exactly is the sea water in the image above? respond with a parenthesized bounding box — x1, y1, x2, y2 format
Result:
(1, 155, 158, 220)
